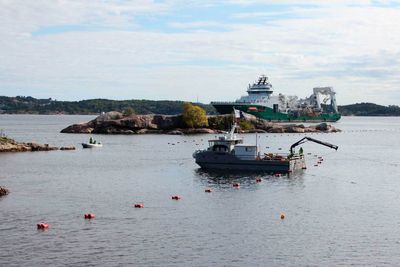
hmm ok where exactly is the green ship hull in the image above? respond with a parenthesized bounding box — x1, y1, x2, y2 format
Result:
(213, 103, 341, 122)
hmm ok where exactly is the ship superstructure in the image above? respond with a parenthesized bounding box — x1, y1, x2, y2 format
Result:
(211, 75, 341, 122)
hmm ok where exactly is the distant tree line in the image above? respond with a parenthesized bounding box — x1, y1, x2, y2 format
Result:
(1, 96, 399, 116)
(0, 96, 217, 115)
(338, 103, 400, 116)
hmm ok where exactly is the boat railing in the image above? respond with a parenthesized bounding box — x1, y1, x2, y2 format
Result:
(262, 152, 303, 161)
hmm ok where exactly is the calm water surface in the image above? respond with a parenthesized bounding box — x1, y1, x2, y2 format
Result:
(1, 115, 400, 266)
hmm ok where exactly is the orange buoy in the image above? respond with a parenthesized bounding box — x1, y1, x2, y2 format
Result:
(37, 223, 49, 229)
(134, 203, 144, 208)
(256, 178, 262, 183)
(205, 188, 212, 193)
(232, 183, 240, 188)
(280, 213, 285, 220)
(84, 213, 96, 219)
(171, 195, 181, 200)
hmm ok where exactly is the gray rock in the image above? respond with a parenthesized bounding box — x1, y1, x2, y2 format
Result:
(60, 146, 76, 150)
(60, 111, 341, 135)
(0, 186, 9, 197)
(166, 130, 184, 135)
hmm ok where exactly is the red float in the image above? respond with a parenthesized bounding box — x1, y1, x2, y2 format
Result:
(84, 213, 96, 219)
(37, 223, 49, 229)
(134, 203, 144, 208)
(256, 178, 262, 183)
(232, 183, 240, 188)
(205, 188, 212, 193)
(171, 195, 181, 200)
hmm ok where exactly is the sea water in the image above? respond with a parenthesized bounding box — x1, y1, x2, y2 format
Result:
(0, 115, 400, 266)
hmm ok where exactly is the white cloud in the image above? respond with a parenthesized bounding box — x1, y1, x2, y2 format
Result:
(0, 1, 400, 105)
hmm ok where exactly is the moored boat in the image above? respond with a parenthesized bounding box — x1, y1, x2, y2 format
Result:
(82, 137, 102, 148)
(82, 143, 103, 148)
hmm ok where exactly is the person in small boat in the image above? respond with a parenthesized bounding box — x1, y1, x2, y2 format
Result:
(89, 137, 94, 144)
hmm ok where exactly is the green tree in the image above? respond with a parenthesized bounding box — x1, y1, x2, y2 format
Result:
(123, 107, 135, 117)
(182, 103, 208, 128)
(238, 119, 254, 130)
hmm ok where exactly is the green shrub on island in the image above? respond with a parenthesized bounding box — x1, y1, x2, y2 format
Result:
(182, 103, 209, 128)
(123, 107, 135, 117)
(238, 120, 254, 130)
(207, 114, 234, 130)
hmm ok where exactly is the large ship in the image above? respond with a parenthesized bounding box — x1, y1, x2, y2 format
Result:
(211, 75, 341, 122)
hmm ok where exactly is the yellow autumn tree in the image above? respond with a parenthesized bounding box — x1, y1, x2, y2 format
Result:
(182, 102, 209, 128)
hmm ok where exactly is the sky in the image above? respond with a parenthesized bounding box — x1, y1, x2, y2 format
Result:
(1, 0, 400, 105)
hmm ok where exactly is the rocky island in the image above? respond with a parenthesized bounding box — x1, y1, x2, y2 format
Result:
(0, 137, 75, 153)
(61, 111, 340, 135)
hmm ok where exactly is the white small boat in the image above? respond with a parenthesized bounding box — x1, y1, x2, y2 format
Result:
(82, 143, 103, 148)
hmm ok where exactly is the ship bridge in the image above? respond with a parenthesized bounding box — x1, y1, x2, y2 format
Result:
(247, 75, 273, 95)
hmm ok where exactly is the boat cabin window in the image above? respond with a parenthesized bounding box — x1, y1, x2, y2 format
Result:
(212, 144, 229, 152)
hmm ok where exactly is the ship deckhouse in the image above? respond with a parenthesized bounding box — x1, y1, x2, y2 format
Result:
(247, 75, 273, 95)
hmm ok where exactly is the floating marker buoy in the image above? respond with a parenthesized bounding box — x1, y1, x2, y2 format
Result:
(256, 178, 262, 183)
(84, 213, 96, 219)
(232, 183, 240, 188)
(171, 195, 181, 200)
(205, 188, 212, 193)
(37, 223, 49, 229)
(275, 173, 281, 177)
(134, 203, 144, 208)
(280, 213, 285, 220)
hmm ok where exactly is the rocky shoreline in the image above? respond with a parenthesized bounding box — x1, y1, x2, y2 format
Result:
(0, 137, 75, 153)
(61, 112, 340, 135)
(0, 186, 9, 197)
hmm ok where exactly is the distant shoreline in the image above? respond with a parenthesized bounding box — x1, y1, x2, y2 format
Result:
(2, 113, 400, 117)
(1, 96, 399, 116)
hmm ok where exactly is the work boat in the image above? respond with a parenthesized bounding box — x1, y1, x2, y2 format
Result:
(211, 75, 341, 122)
(193, 124, 338, 173)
